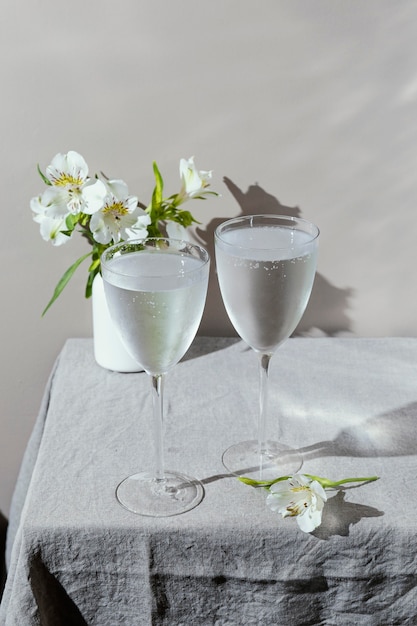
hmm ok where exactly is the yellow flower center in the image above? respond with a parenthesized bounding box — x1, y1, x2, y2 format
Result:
(103, 201, 129, 220)
(292, 486, 310, 493)
(286, 486, 312, 516)
(52, 173, 84, 187)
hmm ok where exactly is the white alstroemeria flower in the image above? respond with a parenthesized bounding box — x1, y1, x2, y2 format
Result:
(125, 211, 151, 241)
(32, 151, 220, 313)
(99, 177, 130, 200)
(46, 150, 89, 187)
(165, 221, 189, 240)
(44, 150, 107, 216)
(31, 196, 71, 246)
(89, 180, 150, 244)
(266, 474, 327, 533)
(178, 156, 213, 202)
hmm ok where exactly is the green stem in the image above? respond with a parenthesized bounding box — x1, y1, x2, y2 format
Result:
(314, 475, 379, 488)
(238, 475, 290, 488)
(238, 474, 379, 490)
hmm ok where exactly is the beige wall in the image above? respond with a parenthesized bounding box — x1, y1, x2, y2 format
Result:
(1, 0, 416, 516)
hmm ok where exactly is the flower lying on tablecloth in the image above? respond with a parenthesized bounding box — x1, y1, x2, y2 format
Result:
(239, 473, 379, 533)
(31, 151, 218, 314)
(266, 474, 327, 533)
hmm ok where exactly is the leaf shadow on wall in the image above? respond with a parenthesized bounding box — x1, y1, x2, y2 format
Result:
(195, 177, 354, 337)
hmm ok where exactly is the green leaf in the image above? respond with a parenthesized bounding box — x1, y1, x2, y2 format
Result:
(65, 213, 79, 231)
(146, 222, 164, 237)
(42, 251, 92, 316)
(85, 266, 100, 299)
(79, 214, 91, 227)
(37, 164, 52, 186)
(152, 161, 164, 208)
(175, 209, 199, 227)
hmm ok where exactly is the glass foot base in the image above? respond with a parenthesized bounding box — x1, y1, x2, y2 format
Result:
(222, 440, 303, 481)
(116, 470, 204, 517)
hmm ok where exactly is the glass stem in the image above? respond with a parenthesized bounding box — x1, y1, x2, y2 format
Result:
(150, 374, 165, 481)
(257, 352, 272, 458)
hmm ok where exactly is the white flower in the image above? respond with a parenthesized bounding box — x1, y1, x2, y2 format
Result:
(31, 195, 70, 246)
(266, 474, 327, 533)
(46, 150, 89, 187)
(43, 150, 107, 216)
(165, 221, 189, 240)
(89, 178, 151, 244)
(31, 151, 219, 313)
(178, 156, 213, 202)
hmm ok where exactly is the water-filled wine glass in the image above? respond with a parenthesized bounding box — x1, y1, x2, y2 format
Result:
(101, 238, 210, 516)
(215, 215, 319, 479)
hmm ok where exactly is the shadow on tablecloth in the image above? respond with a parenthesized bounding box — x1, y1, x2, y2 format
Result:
(182, 336, 241, 362)
(29, 556, 88, 626)
(298, 400, 417, 460)
(313, 490, 384, 540)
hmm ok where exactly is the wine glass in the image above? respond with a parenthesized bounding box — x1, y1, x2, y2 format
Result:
(101, 238, 210, 516)
(215, 215, 319, 479)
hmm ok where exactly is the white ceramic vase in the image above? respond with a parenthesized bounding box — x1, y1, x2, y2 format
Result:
(92, 274, 143, 373)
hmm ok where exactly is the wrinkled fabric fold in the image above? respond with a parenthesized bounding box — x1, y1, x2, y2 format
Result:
(1, 337, 417, 625)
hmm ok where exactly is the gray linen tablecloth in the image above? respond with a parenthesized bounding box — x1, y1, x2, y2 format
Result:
(1, 336, 417, 625)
